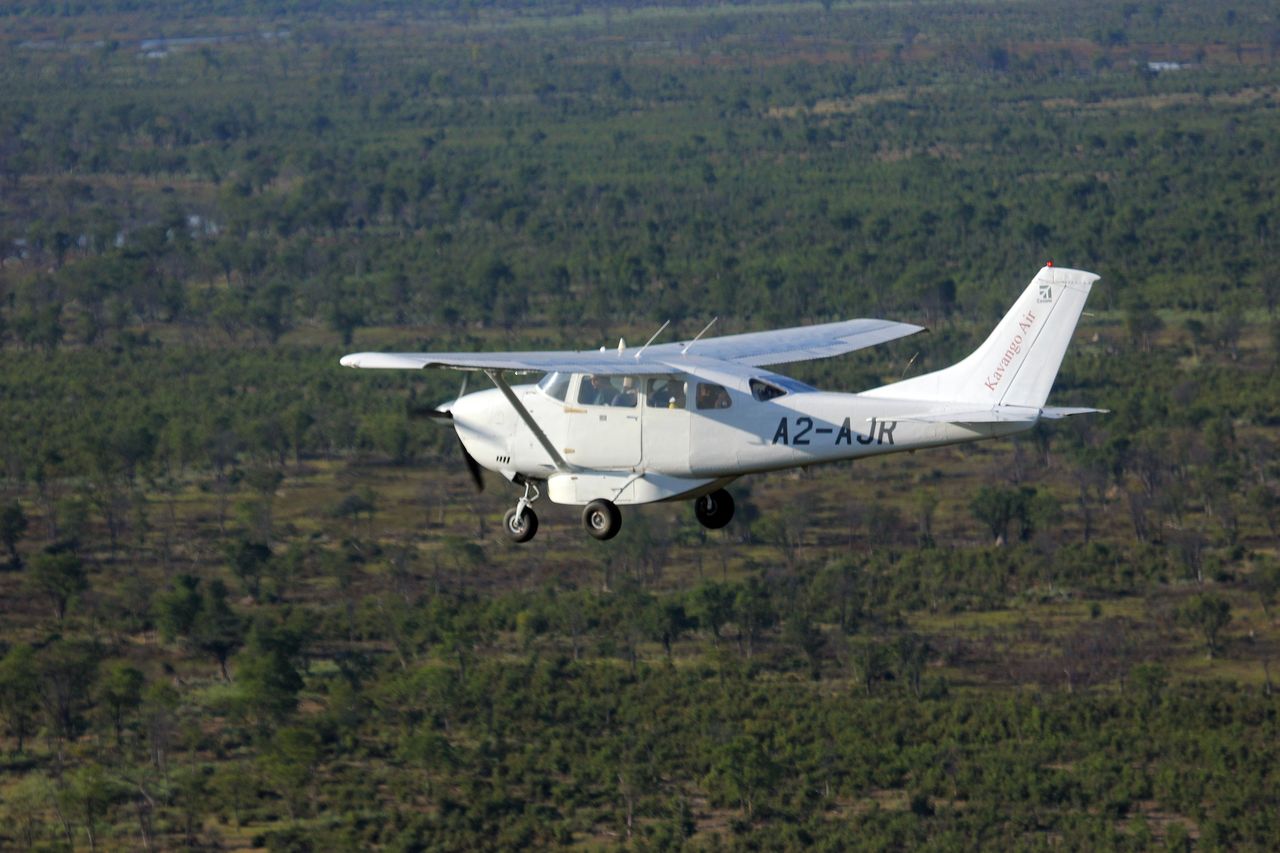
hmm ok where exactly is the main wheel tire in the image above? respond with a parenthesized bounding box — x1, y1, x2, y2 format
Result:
(694, 489, 735, 529)
(503, 507, 539, 543)
(582, 499, 622, 541)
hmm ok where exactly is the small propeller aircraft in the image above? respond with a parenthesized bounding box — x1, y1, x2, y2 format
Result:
(341, 265, 1103, 542)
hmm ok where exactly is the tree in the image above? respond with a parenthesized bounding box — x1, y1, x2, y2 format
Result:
(895, 632, 931, 697)
(234, 616, 306, 724)
(0, 644, 39, 754)
(647, 599, 693, 661)
(848, 638, 891, 696)
(1253, 559, 1280, 619)
(1125, 302, 1163, 352)
(156, 576, 244, 678)
(705, 735, 780, 818)
(2, 773, 53, 849)
(58, 765, 127, 852)
(226, 538, 271, 601)
(969, 485, 1035, 545)
(734, 578, 776, 658)
(689, 581, 735, 643)
(96, 661, 144, 746)
(26, 548, 88, 622)
(141, 682, 180, 776)
(36, 639, 99, 743)
(191, 580, 244, 680)
(0, 500, 29, 567)
(155, 574, 202, 641)
(789, 613, 828, 680)
(259, 726, 321, 819)
(1177, 593, 1232, 659)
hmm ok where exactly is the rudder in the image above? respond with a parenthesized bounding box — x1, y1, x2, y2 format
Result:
(862, 265, 1098, 408)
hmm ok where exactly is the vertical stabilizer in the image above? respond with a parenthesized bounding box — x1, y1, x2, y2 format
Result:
(862, 266, 1097, 408)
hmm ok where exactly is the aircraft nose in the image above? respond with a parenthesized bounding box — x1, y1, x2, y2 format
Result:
(448, 387, 501, 429)
(447, 389, 479, 420)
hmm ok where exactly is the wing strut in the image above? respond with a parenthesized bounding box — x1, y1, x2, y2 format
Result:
(483, 370, 574, 473)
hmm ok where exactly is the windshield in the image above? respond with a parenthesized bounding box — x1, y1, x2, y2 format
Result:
(766, 375, 816, 393)
(748, 375, 815, 401)
(537, 371, 571, 401)
(750, 378, 786, 401)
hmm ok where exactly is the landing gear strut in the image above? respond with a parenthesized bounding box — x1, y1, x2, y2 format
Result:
(503, 481, 540, 543)
(694, 489, 735, 529)
(582, 499, 622, 540)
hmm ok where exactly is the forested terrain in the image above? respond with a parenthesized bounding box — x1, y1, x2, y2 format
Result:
(2, 0, 1280, 849)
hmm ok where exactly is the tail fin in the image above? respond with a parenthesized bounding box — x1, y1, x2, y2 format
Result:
(863, 265, 1098, 408)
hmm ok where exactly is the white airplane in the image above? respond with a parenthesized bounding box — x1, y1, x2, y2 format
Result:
(341, 265, 1103, 543)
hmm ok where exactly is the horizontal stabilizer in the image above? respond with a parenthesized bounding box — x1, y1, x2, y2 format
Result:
(894, 407, 1039, 425)
(1039, 406, 1109, 419)
(894, 404, 1106, 425)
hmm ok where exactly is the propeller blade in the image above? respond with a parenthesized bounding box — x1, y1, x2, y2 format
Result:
(457, 434, 484, 492)
(415, 374, 471, 421)
(408, 404, 454, 421)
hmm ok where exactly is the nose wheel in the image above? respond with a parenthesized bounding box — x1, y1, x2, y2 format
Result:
(502, 481, 541, 543)
(503, 506, 538, 542)
(694, 488, 735, 529)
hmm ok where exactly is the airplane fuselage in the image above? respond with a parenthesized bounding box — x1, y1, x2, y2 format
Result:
(450, 371, 1028, 505)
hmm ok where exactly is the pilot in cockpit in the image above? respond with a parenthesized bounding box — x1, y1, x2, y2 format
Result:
(582, 374, 612, 405)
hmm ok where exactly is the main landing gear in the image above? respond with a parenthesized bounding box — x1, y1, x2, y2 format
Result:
(502, 481, 540, 543)
(583, 499, 622, 541)
(502, 486, 730, 543)
(499, 482, 624, 543)
(694, 488, 735, 529)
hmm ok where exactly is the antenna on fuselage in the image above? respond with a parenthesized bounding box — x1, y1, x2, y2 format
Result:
(900, 351, 919, 380)
(681, 317, 718, 355)
(633, 319, 670, 360)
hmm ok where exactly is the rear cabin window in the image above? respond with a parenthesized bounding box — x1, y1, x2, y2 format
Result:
(646, 378, 686, 409)
(695, 382, 732, 410)
(750, 378, 787, 401)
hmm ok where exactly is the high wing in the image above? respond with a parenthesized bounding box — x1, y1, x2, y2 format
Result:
(340, 318, 924, 374)
(646, 318, 924, 366)
(339, 349, 677, 374)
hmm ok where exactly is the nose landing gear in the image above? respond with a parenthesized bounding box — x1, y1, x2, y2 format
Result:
(502, 481, 541, 543)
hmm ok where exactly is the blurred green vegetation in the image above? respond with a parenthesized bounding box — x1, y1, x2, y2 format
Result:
(2, 0, 1280, 849)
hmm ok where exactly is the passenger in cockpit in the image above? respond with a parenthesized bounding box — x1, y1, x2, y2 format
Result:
(612, 377, 638, 407)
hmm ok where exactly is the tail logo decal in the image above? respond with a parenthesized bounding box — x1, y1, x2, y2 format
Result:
(1038, 284, 1053, 302)
(983, 309, 1037, 391)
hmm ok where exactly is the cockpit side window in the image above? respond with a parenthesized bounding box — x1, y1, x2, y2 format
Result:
(538, 371, 571, 402)
(695, 382, 732, 410)
(750, 378, 786, 401)
(578, 374, 638, 407)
